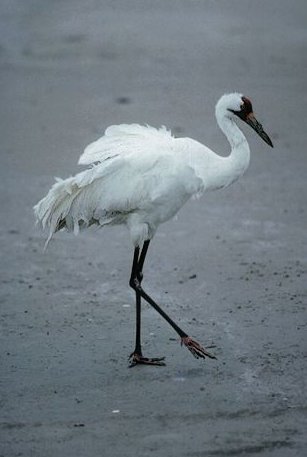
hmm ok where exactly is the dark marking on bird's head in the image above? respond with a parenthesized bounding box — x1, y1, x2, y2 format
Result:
(229, 96, 253, 121)
(230, 95, 273, 147)
(241, 96, 253, 114)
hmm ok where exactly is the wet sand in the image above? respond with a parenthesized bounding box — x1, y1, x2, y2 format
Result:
(1, 1, 307, 456)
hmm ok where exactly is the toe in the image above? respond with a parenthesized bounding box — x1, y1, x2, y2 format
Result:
(181, 336, 216, 360)
(128, 353, 166, 367)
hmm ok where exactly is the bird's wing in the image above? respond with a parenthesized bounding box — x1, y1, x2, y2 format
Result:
(78, 124, 174, 165)
(34, 134, 207, 248)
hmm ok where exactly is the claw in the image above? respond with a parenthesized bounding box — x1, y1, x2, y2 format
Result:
(129, 353, 166, 367)
(181, 336, 216, 360)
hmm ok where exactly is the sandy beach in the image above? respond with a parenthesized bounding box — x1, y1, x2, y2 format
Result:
(1, 1, 306, 456)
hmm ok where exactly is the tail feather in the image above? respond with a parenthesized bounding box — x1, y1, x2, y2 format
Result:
(34, 156, 124, 248)
(33, 161, 124, 249)
(34, 177, 83, 249)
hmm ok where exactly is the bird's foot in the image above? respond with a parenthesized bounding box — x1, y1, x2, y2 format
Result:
(129, 352, 166, 367)
(181, 336, 216, 360)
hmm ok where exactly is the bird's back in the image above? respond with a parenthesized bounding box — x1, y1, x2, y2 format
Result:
(79, 124, 174, 165)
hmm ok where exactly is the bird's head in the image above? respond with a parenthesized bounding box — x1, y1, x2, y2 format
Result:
(216, 93, 273, 147)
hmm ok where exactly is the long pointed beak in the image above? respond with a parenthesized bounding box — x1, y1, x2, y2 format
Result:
(245, 113, 273, 147)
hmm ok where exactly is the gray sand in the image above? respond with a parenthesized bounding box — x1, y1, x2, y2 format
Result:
(1, 1, 306, 456)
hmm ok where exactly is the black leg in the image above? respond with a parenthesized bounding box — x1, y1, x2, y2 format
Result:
(138, 239, 150, 275)
(134, 292, 142, 355)
(135, 284, 216, 361)
(133, 240, 150, 354)
(131, 246, 142, 355)
(129, 242, 165, 367)
(129, 240, 216, 365)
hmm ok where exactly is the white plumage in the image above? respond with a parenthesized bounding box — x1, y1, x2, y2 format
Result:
(34, 93, 273, 366)
(34, 93, 272, 248)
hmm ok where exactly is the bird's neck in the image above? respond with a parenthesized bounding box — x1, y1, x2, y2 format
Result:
(211, 115, 251, 190)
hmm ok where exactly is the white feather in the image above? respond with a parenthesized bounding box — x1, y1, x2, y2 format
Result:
(79, 124, 173, 165)
(34, 94, 266, 248)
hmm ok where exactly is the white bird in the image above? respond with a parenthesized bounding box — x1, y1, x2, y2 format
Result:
(34, 93, 273, 366)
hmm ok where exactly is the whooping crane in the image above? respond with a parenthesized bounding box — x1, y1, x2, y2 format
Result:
(34, 93, 273, 366)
